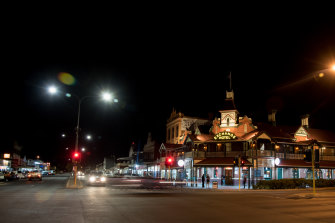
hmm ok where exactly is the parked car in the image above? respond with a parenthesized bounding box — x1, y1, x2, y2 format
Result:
(0, 172, 5, 181)
(16, 171, 27, 179)
(4, 171, 17, 181)
(27, 170, 42, 181)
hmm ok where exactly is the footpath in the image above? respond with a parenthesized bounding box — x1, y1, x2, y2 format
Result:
(170, 180, 335, 198)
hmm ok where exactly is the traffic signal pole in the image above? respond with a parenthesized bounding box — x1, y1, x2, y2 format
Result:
(312, 146, 316, 194)
(169, 165, 171, 181)
(238, 157, 241, 191)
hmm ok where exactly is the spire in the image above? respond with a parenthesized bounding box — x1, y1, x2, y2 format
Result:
(226, 72, 234, 100)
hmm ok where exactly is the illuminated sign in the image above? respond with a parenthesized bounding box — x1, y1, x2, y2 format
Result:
(214, 132, 237, 140)
(296, 127, 308, 137)
(178, 160, 184, 167)
(4, 153, 10, 159)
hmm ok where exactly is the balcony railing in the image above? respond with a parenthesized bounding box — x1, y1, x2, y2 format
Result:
(184, 151, 206, 159)
(225, 151, 244, 157)
(321, 156, 335, 161)
(246, 150, 273, 157)
(180, 151, 335, 161)
(206, 152, 225, 157)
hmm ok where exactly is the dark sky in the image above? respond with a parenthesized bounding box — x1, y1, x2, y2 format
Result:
(2, 10, 335, 168)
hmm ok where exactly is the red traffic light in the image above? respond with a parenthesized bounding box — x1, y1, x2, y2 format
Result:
(73, 152, 80, 159)
(165, 157, 174, 166)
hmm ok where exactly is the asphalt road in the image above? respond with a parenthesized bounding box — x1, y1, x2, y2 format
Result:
(1, 175, 335, 223)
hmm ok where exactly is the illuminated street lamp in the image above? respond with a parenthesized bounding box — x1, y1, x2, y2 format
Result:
(47, 86, 118, 186)
(315, 64, 335, 78)
(48, 86, 57, 94)
(101, 91, 112, 102)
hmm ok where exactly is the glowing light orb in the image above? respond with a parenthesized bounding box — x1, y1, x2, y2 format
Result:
(178, 160, 184, 167)
(58, 72, 76, 85)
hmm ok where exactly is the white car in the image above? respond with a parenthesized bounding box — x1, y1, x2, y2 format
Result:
(16, 172, 26, 179)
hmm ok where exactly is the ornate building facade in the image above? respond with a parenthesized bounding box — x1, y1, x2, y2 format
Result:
(158, 89, 335, 187)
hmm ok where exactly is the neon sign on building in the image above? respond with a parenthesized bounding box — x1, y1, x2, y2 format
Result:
(214, 131, 237, 140)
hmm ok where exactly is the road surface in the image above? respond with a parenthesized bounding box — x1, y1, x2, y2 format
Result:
(1, 174, 335, 223)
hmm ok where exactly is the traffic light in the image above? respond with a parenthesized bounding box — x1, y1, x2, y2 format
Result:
(241, 159, 245, 166)
(73, 152, 80, 161)
(303, 149, 312, 162)
(233, 157, 238, 166)
(165, 156, 174, 166)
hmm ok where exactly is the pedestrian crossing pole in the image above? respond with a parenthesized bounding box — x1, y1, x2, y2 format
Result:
(238, 157, 241, 191)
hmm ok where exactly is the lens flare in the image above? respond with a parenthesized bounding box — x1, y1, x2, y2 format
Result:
(58, 72, 76, 85)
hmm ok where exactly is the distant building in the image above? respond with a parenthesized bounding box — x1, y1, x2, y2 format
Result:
(114, 142, 143, 175)
(166, 108, 209, 144)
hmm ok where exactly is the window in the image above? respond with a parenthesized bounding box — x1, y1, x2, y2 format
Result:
(176, 125, 179, 137)
(227, 118, 230, 126)
(264, 167, 272, 179)
(172, 127, 174, 139)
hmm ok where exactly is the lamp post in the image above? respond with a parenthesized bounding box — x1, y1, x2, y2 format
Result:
(47, 86, 116, 186)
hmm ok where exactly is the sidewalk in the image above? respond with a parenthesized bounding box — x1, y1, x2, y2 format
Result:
(180, 181, 252, 190)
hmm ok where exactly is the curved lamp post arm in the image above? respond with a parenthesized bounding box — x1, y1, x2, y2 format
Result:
(73, 95, 95, 153)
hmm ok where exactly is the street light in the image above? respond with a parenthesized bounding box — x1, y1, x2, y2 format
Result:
(47, 86, 118, 186)
(276, 64, 335, 91)
(314, 64, 335, 79)
(101, 91, 113, 102)
(48, 86, 57, 94)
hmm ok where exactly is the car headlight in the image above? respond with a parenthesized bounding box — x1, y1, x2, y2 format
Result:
(101, 177, 106, 182)
(89, 176, 96, 182)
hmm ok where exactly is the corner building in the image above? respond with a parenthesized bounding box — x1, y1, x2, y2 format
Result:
(163, 90, 335, 186)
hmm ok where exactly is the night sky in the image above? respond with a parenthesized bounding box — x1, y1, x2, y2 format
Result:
(2, 11, 335, 169)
